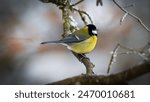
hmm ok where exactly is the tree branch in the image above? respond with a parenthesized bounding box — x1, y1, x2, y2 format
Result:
(61, 1, 71, 37)
(40, 0, 95, 75)
(40, 0, 150, 85)
(40, 0, 65, 6)
(49, 61, 150, 85)
(112, 0, 150, 33)
(72, 52, 95, 75)
(72, 8, 93, 24)
(107, 43, 150, 73)
(107, 44, 120, 73)
(71, 0, 85, 6)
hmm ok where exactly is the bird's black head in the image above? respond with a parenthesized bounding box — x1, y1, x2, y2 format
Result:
(87, 24, 97, 36)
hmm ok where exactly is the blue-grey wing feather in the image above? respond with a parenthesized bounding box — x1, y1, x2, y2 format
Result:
(60, 34, 85, 43)
(41, 34, 86, 44)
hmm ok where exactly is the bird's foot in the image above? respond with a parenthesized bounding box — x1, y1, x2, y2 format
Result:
(79, 54, 89, 62)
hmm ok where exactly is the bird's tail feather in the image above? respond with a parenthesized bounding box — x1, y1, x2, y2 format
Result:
(40, 40, 62, 44)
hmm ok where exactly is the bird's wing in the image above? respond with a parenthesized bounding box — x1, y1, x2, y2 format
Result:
(61, 34, 85, 44)
(41, 34, 86, 44)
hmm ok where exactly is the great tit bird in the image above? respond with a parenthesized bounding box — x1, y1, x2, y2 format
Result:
(41, 24, 98, 54)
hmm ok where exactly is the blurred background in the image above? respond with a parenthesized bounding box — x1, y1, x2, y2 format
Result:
(0, 0, 149, 84)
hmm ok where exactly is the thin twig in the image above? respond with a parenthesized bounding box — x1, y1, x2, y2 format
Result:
(120, 13, 128, 25)
(78, 10, 88, 25)
(112, 0, 150, 33)
(96, 0, 103, 6)
(71, 0, 84, 6)
(107, 44, 120, 73)
(107, 43, 150, 73)
(118, 44, 149, 61)
(123, 4, 134, 9)
(72, 8, 93, 24)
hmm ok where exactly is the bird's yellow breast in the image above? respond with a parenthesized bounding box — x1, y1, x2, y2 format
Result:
(68, 35, 97, 54)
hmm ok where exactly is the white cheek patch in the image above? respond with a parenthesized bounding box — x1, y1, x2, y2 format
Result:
(92, 30, 97, 34)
